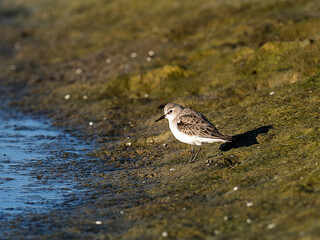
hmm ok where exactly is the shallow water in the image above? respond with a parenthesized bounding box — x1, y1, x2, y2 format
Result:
(0, 108, 93, 216)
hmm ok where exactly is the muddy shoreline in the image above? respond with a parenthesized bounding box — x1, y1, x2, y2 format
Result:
(0, 89, 130, 239)
(1, 0, 320, 239)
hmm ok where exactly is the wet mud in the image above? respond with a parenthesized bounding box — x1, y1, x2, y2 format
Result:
(0, 0, 320, 239)
(0, 110, 77, 215)
(0, 98, 115, 238)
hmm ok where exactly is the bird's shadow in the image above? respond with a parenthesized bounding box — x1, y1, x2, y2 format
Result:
(219, 125, 273, 152)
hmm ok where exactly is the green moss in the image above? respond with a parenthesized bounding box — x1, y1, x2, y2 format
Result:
(1, 0, 320, 239)
(101, 65, 197, 98)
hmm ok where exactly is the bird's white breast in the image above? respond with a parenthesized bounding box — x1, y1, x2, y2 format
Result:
(168, 121, 204, 146)
(168, 120, 226, 146)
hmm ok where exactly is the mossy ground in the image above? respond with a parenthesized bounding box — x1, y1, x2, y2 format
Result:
(0, 0, 320, 239)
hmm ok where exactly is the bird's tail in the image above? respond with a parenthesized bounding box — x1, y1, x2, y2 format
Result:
(221, 134, 233, 142)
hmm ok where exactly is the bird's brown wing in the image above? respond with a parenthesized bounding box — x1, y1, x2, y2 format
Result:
(177, 113, 232, 141)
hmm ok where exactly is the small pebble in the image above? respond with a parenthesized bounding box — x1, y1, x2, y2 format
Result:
(120, 210, 124, 214)
(267, 223, 276, 229)
(246, 201, 253, 207)
(146, 56, 152, 62)
(83, 95, 88, 100)
(126, 142, 132, 146)
(162, 231, 168, 238)
(246, 218, 252, 224)
(144, 93, 149, 98)
(163, 143, 167, 147)
(15, 42, 21, 49)
(169, 168, 175, 172)
(148, 50, 154, 56)
(95, 221, 102, 225)
(10, 65, 17, 71)
(105, 58, 112, 64)
(75, 68, 82, 74)
(233, 186, 239, 191)
(269, 91, 275, 95)
(130, 52, 137, 58)
(89, 122, 93, 126)
(223, 216, 228, 221)
(64, 94, 71, 100)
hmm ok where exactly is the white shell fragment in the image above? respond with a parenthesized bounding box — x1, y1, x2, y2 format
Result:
(162, 231, 168, 237)
(246, 201, 253, 207)
(267, 223, 276, 229)
(75, 68, 82, 74)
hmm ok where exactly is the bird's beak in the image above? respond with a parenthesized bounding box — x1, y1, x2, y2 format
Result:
(155, 114, 165, 122)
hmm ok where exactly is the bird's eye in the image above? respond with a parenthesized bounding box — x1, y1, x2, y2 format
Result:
(168, 110, 173, 114)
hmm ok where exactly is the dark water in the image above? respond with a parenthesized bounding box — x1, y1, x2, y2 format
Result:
(0, 108, 93, 216)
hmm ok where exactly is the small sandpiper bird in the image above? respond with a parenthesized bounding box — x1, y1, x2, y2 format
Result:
(155, 103, 233, 163)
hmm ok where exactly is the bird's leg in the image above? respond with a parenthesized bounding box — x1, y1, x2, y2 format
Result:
(190, 146, 201, 163)
(212, 150, 223, 157)
(189, 146, 194, 163)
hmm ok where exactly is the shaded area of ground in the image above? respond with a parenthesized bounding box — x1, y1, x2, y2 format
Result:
(0, 0, 320, 239)
(220, 125, 273, 151)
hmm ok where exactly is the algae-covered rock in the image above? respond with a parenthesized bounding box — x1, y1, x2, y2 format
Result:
(102, 65, 197, 98)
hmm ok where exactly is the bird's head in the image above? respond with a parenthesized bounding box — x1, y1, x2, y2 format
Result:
(155, 103, 184, 122)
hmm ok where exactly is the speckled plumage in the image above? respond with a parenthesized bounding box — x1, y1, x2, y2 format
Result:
(156, 103, 232, 162)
